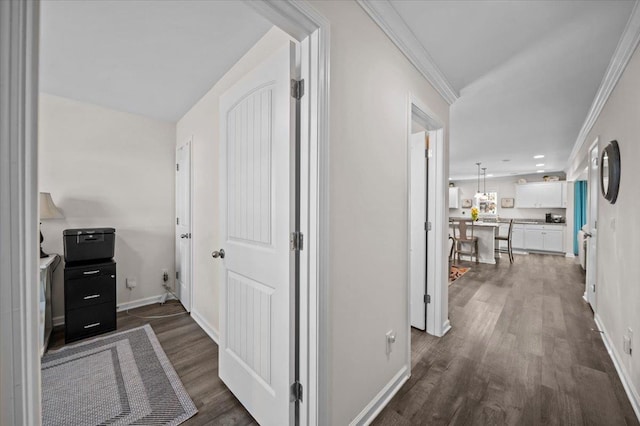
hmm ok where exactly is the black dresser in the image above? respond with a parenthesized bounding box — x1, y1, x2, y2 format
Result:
(63, 228, 117, 343)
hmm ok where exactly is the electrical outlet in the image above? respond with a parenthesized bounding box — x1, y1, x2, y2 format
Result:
(386, 330, 396, 355)
(624, 328, 633, 356)
(125, 278, 137, 289)
(162, 269, 169, 283)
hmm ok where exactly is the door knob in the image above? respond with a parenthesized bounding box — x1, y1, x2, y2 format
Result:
(180, 233, 191, 239)
(211, 249, 225, 259)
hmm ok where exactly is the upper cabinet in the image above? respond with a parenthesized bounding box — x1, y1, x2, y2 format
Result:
(515, 182, 567, 208)
(449, 187, 459, 209)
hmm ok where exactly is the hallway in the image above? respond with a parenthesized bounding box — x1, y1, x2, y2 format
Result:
(376, 254, 639, 425)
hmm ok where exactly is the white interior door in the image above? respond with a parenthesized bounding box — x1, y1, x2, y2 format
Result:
(176, 140, 192, 312)
(410, 132, 427, 330)
(217, 42, 295, 426)
(586, 143, 598, 309)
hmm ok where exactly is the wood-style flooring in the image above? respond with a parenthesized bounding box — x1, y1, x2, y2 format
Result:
(49, 254, 638, 425)
(375, 254, 639, 425)
(49, 301, 257, 425)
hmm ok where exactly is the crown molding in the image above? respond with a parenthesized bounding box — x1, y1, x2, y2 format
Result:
(567, 0, 640, 171)
(357, 0, 459, 105)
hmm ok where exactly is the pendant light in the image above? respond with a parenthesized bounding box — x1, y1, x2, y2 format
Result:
(475, 162, 481, 195)
(482, 167, 487, 195)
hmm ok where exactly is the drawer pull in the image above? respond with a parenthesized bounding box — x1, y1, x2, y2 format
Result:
(83, 294, 101, 300)
(83, 322, 101, 329)
(83, 270, 100, 275)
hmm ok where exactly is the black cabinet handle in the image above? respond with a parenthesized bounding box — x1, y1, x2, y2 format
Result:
(83, 322, 101, 329)
(83, 270, 100, 275)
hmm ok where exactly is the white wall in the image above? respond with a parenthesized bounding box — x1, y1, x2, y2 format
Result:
(584, 43, 640, 415)
(39, 93, 176, 320)
(175, 27, 292, 337)
(309, 1, 450, 423)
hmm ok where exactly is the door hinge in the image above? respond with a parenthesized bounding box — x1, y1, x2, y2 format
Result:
(424, 294, 431, 304)
(425, 221, 432, 231)
(291, 381, 303, 402)
(291, 79, 304, 100)
(176, 271, 179, 280)
(176, 217, 180, 225)
(176, 163, 179, 171)
(290, 232, 304, 251)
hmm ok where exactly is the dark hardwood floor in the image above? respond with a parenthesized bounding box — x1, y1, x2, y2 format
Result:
(49, 301, 257, 425)
(375, 254, 639, 425)
(49, 254, 638, 425)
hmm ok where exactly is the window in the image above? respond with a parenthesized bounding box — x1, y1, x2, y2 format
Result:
(474, 191, 498, 216)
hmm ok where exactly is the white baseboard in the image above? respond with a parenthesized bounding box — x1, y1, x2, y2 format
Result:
(190, 308, 219, 344)
(594, 314, 640, 421)
(349, 365, 409, 426)
(52, 293, 176, 327)
(565, 252, 576, 258)
(440, 319, 452, 337)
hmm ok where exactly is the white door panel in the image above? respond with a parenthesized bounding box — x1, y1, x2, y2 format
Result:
(176, 141, 192, 312)
(410, 132, 426, 330)
(218, 42, 294, 426)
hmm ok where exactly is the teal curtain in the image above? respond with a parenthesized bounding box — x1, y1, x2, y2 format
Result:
(574, 181, 587, 255)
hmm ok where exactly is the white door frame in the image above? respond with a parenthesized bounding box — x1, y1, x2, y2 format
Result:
(585, 137, 599, 309)
(176, 138, 193, 312)
(247, 3, 330, 424)
(3, 1, 329, 425)
(405, 95, 450, 365)
(0, 1, 42, 424)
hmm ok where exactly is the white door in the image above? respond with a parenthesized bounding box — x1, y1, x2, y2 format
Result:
(586, 143, 598, 308)
(217, 43, 295, 426)
(176, 140, 192, 312)
(410, 132, 427, 330)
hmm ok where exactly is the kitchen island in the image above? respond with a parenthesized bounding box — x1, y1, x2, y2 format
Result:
(449, 221, 501, 264)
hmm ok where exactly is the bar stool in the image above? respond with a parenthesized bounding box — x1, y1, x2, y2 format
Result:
(494, 219, 514, 263)
(453, 220, 479, 263)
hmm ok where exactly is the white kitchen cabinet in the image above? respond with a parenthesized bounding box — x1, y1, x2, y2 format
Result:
(525, 229, 545, 251)
(515, 182, 565, 208)
(522, 224, 565, 253)
(512, 225, 525, 249)
(542, 229, 564, 252)
(449, 186, 460, 209)
(449, 187, 459, 209)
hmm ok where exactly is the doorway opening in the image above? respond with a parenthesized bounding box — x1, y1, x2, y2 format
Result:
(406, 95, 450, 362)
(2, 2, 329, 425)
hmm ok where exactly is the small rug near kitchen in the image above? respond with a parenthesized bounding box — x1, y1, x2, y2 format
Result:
(41, 324, 197, 426)
(449, 265, 470, 284)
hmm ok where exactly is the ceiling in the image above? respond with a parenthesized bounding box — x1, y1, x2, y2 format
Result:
(40, 1, 272, 122)
(390, 0, 635, 180)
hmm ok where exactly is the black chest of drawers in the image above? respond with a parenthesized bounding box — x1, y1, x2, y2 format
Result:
(64, 260, 117, 343)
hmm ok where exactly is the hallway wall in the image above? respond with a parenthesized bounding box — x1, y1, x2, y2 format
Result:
(584, 42, 640, 416)
(309, 1, 450, 423)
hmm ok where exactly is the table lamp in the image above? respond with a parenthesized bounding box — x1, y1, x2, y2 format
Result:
(40, 192, 64, 258)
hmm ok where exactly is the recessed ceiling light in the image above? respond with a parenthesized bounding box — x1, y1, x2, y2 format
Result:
(536, 163, 545, 167)
(534, 155, 545, 159)
(537, 170, 545, 173)
(487, 174, 494, 177)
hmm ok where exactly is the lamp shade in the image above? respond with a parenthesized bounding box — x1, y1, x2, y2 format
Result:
(39, 192, 64, 220)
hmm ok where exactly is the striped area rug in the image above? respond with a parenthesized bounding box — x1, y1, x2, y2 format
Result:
(41, 324, 197, 426)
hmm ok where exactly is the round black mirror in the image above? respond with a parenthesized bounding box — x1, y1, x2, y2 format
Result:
(600, 140, 620, 204)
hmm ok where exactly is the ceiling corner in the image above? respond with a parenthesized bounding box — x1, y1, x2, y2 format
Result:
(566, 0, 640, 171)
(356, 0, 459, 105)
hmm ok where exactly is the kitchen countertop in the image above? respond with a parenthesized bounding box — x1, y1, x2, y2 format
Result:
(450, 217, 566, 226)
